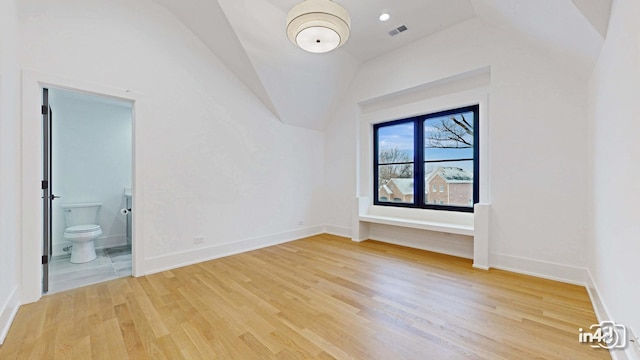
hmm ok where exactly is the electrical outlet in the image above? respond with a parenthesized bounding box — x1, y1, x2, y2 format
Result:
(193, 236, 204, 244)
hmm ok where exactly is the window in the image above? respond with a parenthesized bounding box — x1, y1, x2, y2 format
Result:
(374, 105, 479, 212)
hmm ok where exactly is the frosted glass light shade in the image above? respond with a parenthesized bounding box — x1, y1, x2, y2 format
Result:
(287, 0, 350, 53)
(296, 26, 340, 53)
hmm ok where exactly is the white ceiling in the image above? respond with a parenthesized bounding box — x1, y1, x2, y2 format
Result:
(153, 0, 280, 119)
(217, 0, 360, 130)
(266, 0, 477, 62)
(571, 0, 612, 38)
(152, 0, 610, 130)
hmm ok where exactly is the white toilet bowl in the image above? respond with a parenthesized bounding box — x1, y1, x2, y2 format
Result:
(64, 225, 102, 263)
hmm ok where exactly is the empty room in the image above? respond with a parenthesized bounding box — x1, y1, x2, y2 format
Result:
(0, 0, 638, 359)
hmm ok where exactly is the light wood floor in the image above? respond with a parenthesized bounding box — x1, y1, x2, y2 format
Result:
(0, 234, 610, 359)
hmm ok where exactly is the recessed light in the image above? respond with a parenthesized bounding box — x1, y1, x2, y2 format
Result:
(379, 12, 390, 22)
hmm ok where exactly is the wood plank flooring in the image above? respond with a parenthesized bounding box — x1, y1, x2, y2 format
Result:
(0, 234, 610, 359)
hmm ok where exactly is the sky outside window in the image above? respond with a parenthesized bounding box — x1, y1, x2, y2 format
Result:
(377, 122, 414, 163)
(424, 111, 474, 172)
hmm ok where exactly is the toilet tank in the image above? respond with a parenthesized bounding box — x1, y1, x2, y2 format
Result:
(61, 203, 101, 227)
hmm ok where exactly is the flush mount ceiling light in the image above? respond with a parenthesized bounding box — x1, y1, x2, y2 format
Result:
(286, 0, 350, 54)
(379, 12, 390, 22)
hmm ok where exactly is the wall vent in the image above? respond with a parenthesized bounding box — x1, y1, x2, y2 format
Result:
(389, 25, 408, 37)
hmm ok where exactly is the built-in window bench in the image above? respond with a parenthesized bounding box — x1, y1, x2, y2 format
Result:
(352, 197, 490, 269)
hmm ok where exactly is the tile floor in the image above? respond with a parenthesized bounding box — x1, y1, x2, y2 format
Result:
(48, 245, 132, 294)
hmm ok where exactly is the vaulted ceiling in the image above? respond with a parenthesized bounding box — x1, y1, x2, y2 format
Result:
(153, 0, 610, 130)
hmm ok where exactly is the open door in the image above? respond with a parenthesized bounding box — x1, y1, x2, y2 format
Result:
(41, 88, 60, 294)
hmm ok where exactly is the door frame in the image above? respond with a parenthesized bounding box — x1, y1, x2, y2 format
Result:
(42, 88, 52, 294)
(21, 70, 143, 303)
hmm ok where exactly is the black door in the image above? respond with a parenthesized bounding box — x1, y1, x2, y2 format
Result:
(42, 88, 60, 294)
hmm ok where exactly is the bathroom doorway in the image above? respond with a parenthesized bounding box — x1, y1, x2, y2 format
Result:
(42, 87, 133, 294)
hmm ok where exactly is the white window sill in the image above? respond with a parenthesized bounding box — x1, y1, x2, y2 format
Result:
(359, 204, 474, 236)
(358, 213, 474, 236)
(353, 198, 490, 269)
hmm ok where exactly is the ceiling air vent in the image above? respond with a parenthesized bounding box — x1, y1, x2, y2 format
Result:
(389, 25, 408, 37)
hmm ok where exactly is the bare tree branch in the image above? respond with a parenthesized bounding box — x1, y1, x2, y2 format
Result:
(425, 114, 474, 149)
(452, 114, 473, 136)
(378, 148, 413, 185)
(440, 122, 472, 146)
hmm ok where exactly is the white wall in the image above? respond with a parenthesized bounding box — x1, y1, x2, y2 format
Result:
(325, 18, 593, 283)
(49, 89, 132, 256)
(0, 0, 22, 344)
(589, 0, 640, 352)
(18, 0, 325, 302)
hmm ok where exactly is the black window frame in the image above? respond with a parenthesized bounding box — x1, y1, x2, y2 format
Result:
(373, 105, 480, 213)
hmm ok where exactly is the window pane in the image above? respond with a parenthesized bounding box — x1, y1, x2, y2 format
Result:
(423, 111, 474, 162)
(378, 164, 414, 204)
(378, 122, 414, 164)
(424, 161, 473, 207)
(373, 105, 477, 211)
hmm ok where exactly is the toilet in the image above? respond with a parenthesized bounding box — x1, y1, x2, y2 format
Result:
(62, 203, 103, 263)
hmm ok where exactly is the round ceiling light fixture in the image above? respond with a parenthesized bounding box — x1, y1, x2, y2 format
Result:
(286, 0, 351, 54)
(379, 12, 390, 22)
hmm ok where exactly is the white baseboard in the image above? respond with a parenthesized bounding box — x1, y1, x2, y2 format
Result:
(95, 234, 127, 250)
(586, 270, 638, 360)
(472, 264, 490, 270)
(328, 222, 474, 258)
(367, 223, 473, 259)
(318, 225, 590, 287)
(490, 252, 588, 286)
(52, 242, 71, 257)
(53, 234, 127, 257)
(586, 270, 610, 329)
(0, 286, 21, 345)
(369, 235, 473, 259)
(323, 225, 351, 238)
(142, 226, 325, 275)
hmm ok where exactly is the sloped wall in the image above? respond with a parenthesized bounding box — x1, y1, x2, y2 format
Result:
(19, 0, 325, 301)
